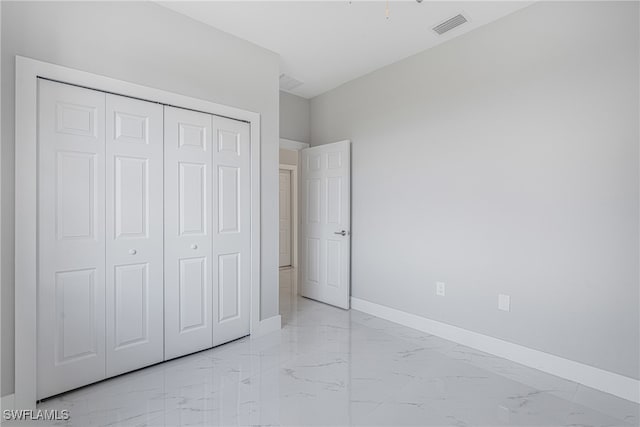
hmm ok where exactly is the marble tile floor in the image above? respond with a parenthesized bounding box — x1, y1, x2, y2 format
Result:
(18, 282, 639, 427)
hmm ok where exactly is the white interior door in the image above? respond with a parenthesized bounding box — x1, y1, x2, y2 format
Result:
(37, 79, 107, 399)
(301, 141, 351, 309)
(279, 169, 292, 267)
(105, 94, 164, 376)
(212, 116, 251, 346)
(164, 106, 214, 359)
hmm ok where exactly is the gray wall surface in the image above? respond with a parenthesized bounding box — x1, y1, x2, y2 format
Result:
(310, 1, 639, 379)
(280, 149, 298, 166)
(1, 1, 280, 396)
(280, 91, 310, 143)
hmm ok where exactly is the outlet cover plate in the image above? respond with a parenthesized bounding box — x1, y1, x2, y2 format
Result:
(436, 282, 446, 297)
(498, 294, 511, 311)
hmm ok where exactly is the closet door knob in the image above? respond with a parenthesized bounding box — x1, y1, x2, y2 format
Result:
(191, 244, 198, 250)
(129, 249, 137, 255)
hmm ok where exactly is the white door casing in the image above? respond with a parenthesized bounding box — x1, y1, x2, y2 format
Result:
(17, 57, 263, 409)
(279, 170, 292, 267)
(37, 80, 107, 399)
(164, 106, 214, 359)
(301, 141, 351, 309)
(212, 117, 252, 346)
(105, 94, 164, 376)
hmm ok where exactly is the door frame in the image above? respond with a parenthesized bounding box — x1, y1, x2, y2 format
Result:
(279, 139, 309, 295)
(279, 164, 298, 294)
(14, 56, 262, 408)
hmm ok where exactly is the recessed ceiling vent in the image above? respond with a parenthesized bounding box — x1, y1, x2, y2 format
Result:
(432, 13, 468, 35)
(279, 74, 303, 91)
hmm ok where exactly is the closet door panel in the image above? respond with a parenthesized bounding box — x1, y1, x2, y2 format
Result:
(37, 79, 107, 399)
(105, 94, 164, 376)
(212, 117, 251, 346)
(164, 106, 213, 359)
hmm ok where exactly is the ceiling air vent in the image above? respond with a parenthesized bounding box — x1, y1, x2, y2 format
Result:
(432, 14, 468, 35)
(279, 74, 303, 91)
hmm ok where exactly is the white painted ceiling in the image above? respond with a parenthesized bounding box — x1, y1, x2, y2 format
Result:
(159, 1, 533, 98)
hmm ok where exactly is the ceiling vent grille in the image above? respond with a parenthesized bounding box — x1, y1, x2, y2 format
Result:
(279, 74, 303, 91)
(432, 14, 468, 35)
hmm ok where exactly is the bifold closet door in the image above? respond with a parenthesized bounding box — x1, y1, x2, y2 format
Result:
(105, 94, 164, 376)
(37, 80, 164, 398)
(164, 109, 251, 357)
(37, 80, 107, 399)
(212, 116, 251, 346)
(164, 106, 214, 359)
(37, 79, 252, 397)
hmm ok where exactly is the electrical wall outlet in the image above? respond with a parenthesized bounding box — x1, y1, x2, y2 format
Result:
(436, 282, 446, 297)
(498, 294, 511, 312)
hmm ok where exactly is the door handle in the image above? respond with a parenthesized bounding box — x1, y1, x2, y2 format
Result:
(334, 230, 349, 236)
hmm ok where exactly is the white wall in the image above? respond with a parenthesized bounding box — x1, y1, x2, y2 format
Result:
(280, 91, 310, 143)
(310, 1, 639, 380)
(1, 1, 280, 396)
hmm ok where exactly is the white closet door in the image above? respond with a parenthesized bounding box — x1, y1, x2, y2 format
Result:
(105, 94, 164, 376)
(279, 170, 292, 267)
(37, 79, 107, 399)
(212, 116, 251, 346)
(164, 106, 214, 359)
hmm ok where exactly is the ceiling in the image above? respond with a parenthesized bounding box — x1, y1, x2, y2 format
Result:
(159, 1, 534, 99)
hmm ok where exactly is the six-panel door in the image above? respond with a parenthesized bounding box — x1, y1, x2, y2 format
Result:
(301, 141, 351, 310)
(37, 79, 254, 399)
(37, 80, 107, 399)
(212, 116, 251, 346)
(164, 106, 214, 359)
(105, 94, 164, 376)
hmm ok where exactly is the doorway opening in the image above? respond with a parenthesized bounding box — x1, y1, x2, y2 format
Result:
(278, 143, 304, 324)
(279, 162, 298, 323)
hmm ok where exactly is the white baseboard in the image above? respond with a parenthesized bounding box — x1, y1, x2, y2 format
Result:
(351, 297, 640, 404)
(253, 315, 282, 338)
(1, 393, 15, 411)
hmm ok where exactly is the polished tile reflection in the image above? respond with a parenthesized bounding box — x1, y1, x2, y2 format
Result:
(29, 276, 638, 426)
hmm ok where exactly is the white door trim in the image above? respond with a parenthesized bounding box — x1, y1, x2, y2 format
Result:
(14, 55, 262, 408)
(279, 164, 298, 295)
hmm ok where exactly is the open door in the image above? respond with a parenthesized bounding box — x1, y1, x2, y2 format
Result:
(301, 140, 350, 309)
